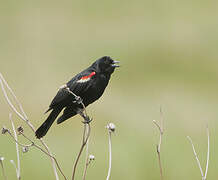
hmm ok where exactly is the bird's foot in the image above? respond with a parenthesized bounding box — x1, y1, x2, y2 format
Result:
(73, 96, 83, 105)
(82, 116, 92, 124)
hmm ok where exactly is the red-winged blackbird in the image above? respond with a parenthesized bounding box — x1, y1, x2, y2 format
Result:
(35, 56, 119, 138)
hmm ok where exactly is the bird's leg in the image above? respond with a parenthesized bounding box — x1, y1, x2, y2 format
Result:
(63, 87, 83, 105)
(73, 96, 83, 105)
(64, 86, 92, 123)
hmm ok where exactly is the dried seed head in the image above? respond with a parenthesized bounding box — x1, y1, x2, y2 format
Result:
(22, 146, 29, 153)
(89, 154, 95, 161)
(0, 156, 4, 161)
(106, 123, 116, 133)
(10, 160, 15, 165)
(17, 126, 24, 135)
(2, 126, 9, 134)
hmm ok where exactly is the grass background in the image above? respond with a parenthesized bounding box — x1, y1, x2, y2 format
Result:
(0, 0, 218, 179)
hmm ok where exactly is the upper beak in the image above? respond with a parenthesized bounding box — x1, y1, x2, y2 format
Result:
(111, 60, 120, 67)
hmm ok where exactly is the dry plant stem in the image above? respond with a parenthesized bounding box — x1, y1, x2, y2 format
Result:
(187, 126, 210, 180)
(82, 126, 90, 180)
(0, 74, 61, 180)
(82, 159, 89, 180)
(106, 131, 112, 180)
(64, 87, 91, 180)
(10, 114, 21, 180)
(20, 133, 68, 180)
(187, 136, 204, 178)
(6, 131, 68, 180)
(0, 160, 7, 180)
(153, 107, 164, 180)
(205, 126, 210, 179)
(72, 123, 91, 180)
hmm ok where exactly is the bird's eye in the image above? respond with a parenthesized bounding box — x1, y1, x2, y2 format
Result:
(104, 57, 112, 65)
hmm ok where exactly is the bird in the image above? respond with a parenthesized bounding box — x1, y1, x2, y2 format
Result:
(35, 56, 120, 139)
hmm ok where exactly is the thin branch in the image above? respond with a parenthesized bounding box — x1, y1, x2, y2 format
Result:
(204, 125, 210, 179)
(10, 114, 21, 180)
(106, 123, 115, 180)
(187, 126, 210, 180)
(21, 133, 67, 180)
(82, 159, 89, 180)
(82, 125, 90, 180)
(61, 87, 92, 180)
(0, 73, 64, 180)
(0, 75, 26, 121)
(82, 155, 95, 180)
(0, 157, 7, 180)
(106, 131, 112, 180)
(0, 73, 28, 120)
(187, 136, 204, 178)
(5, 129, 68, 180)
(72, 123, 91, 180)
(153, 107, 164, 180)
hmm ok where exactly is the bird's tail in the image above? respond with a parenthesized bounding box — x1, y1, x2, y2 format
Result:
(35, 108, 62, 139)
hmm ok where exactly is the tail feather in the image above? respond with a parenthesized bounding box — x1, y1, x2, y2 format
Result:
(35, 108, 62, 139)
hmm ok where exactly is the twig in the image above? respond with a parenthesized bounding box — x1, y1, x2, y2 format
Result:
(72, 123, 91, 180)
(187, 136, 204, 178)
(62, 87, 92, 180)
(10, 114, 21, 180)
(106, 123, 115, 180)
(82, 125, 90, 180)
(4, 128, 68, 180)
(106, 131, 112, 180)
(83, 154, 95, 180)
(153, 107, 164, 180)
(0, 157, 7, 180)
(0, 73, 64, 180)
(205, 125, 210, 179)
(21, 133, 67, 180)
(82, 157, 89, 180)
(187, 126, 210, 180)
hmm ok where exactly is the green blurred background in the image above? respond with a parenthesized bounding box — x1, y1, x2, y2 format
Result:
(1, 0, 218, 179)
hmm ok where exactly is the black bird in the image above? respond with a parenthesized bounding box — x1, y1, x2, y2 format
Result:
(35, 56, 119, 138)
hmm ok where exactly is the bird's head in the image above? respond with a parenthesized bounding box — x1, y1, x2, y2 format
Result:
(92, 56, 120, 74)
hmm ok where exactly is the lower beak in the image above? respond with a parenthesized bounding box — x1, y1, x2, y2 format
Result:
(111, 61, 120, 67)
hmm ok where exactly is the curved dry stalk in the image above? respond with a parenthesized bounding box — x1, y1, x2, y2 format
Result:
(62, 87, 92, 180)
(10, 114, 21, 180)
(106, 123, 115, 180)
(153, 107, 164, 180)
(72, 123, 91, 180)
(187, 125, 210, 180)
(0, 157, 7, 180)
(187, 136, 204, 178)
(0, 73, 28, 120)
(205, 126, 210, 179)
(0, 73, 65, 180)
(106, 131, 112, 180)
(82, 127, 90, 180)
(5, 129, 68, 180)
(82, 159, 89, 180)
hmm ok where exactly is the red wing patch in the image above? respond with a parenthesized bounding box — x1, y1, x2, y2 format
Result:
(77, 72, 96, 83)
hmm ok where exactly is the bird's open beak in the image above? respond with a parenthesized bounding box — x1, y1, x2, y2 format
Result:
(111, 60, 120, 67)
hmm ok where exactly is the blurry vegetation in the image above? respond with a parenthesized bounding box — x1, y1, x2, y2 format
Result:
(0, 0, 218, 179)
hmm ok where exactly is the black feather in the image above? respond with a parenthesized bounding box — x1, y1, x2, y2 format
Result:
(35, 56, 119, 138)
(35, 108, 62, 138)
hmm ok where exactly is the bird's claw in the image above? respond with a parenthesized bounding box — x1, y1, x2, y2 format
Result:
(82, 117, 92, 124)
(73, 96, 83, 104)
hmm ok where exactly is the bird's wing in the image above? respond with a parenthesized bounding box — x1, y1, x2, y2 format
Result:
(47, 70, 96, 110)
(47, 85, 72, 110)
(67, 70, 96, 94)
